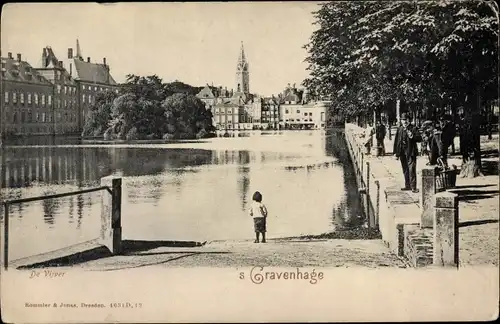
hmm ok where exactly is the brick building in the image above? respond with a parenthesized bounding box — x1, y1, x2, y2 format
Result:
(1, 40, 119, 139)
(65, 39, 119, 131)
(36, 46, 79, 134)
(1, 52, 55, 136)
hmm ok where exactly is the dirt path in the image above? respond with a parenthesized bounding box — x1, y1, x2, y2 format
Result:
(60, 238, 407, 271)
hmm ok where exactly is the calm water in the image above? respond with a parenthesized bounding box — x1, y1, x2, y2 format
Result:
(0, 130, 363, 260)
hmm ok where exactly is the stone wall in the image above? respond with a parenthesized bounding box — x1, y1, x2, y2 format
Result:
(344, 123, 433, 267)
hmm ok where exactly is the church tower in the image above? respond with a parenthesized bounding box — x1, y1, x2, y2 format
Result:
(235, 41, 249, 94)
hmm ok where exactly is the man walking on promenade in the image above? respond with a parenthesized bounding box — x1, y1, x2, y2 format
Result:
(439, 114, 455, 168)
(375, 118, 387, 155)
(393, 113, 421, 193)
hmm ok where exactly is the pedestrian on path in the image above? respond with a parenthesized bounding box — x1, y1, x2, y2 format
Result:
(439, 114, 455, 168)
(393, 113, 421, 193)
(364, 123, 375, 153)
(375, 119, 386, 155)
(249, 191, 268, 243)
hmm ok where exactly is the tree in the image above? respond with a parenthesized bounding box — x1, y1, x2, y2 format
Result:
(162, 93, 214, 139)
(84, 74, 216, 140)
(82, 90, 118, 137)
(304, 0, 498, 177)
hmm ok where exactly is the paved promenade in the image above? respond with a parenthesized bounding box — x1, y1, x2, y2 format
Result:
(349, 124, 499, 266)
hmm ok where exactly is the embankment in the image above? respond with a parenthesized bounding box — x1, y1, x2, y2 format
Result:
(344, 123, 424, 263)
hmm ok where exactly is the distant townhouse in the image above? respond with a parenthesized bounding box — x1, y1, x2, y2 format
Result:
(279, 84, 326, 130)
(261, 96, 280, 130)
(1, 52, 55, 136)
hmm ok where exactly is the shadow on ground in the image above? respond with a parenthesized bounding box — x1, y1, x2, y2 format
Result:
(16, 240, 207, 270)
(459, 219, 499, 228)
(278, 228, 382, 240)
(482, 160, 499, 176)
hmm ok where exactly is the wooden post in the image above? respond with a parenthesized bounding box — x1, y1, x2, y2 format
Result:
(420, 167, 436, 228)
(111, 178, 122, 254)
(366, 161, 371, 227)
(433, 192, 459, 267)
(375, 180, 380, 228)
(3, 203, 9, 270)
(100, 176, 122, 254)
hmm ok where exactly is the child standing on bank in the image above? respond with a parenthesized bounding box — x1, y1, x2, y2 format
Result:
(249, 191, 268, 243)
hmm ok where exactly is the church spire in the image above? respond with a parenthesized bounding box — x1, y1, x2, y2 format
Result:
(238, 41, 246, 65)
(235, 41, 250, 94)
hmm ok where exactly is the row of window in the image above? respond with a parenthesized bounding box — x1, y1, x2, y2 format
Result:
(4, 111, 77, 124)
(82, 94, 99, 104)
(284, 110, 313, 115)
(4, 86, 119, 104)
(214, 110, 240, 115)
(284, 118, 314, 122)
(4, 91, 53, 106)
(4, 91, 103, 107)
(82, 84, 119, 93)
(56, 84, 76, 95)
(5, 125, 79, 134)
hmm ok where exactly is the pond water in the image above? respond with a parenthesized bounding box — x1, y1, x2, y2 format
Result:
(0, 130, 363, 260)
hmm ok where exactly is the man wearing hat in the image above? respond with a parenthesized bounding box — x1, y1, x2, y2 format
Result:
(393, 113, 421, 193)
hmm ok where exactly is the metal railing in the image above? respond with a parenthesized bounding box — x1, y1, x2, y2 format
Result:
(2, 185, 112, 270)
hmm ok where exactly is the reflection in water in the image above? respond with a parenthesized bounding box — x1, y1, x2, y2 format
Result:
(42, 197, 59, 226)
(325, 129, 364, 229)
(1, 129, 364, 259)
(76, 194, 84, 229)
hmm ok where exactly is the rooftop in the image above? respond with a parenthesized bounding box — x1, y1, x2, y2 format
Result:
(71, 58, 117, 85)
(1, 54, 52, 86)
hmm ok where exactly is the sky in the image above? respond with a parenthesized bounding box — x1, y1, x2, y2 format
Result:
(1, 2, 321, 96)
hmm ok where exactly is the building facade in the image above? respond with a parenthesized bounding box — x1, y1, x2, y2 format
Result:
(1, 40, 119, 139)
(261, 96, 279, 129)
(36, 46, 79, 134)
(1, 52, 55, 136)
(279, 84, 326, 129)
(207, 42, 260, 131)
(66, 39, 119, 131)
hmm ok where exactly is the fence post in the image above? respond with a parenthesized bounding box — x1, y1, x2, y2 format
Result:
(433, 191, 459, 267)
(100, 176, 122, 254)
(420, 167, 436, 228)
(112, 178, 122, 254)
(375, 180, 380, 228)
(3, 203, 9, 270)
(366, 161, 371, 227)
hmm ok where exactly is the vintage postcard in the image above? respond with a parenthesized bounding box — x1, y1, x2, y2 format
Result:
(0, 1, 499, 323)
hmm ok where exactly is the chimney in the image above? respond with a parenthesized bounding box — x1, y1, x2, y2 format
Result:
(69, 63, 72, 76)
(68, 48, 73, 59)
(103, 57, 106, 66)
(87, 57, 90, 63)
(17, 53, 21, 62)
(59, 60, 63, 68)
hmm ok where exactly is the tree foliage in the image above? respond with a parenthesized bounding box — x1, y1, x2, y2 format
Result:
(303, 1, 498, 118)
(83, 74, 215, 140)
(304, 1, 498, 177)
